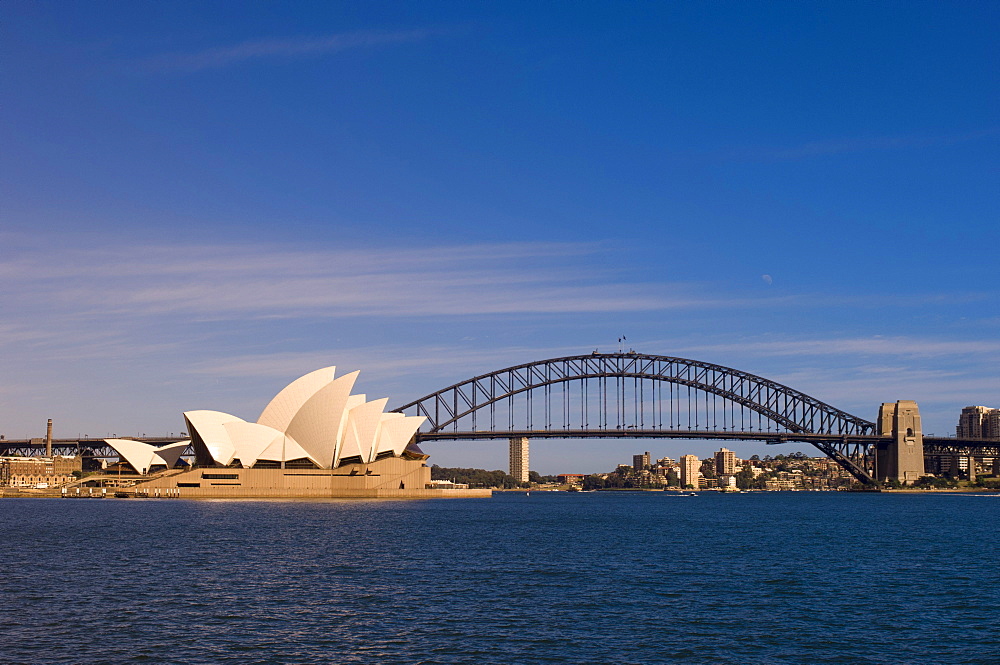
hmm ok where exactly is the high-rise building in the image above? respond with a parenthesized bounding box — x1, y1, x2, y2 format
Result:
(680, 454, 700, 490)
(633, 451, 651, 471)
(509, 437, 530, 482)
(987, 410, 1000, 439)
(957, 406, 1000, 438)
(715, 448, 736, 476)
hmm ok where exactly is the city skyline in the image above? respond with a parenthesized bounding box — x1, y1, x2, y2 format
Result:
(2, 2, 997, 473)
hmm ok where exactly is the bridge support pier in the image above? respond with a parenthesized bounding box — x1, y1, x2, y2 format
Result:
(876, 401, 925, 485)
(509, 437, 529, 483)
(949, 454, 963, 479)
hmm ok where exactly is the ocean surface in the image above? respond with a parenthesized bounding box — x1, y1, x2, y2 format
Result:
(1, 491, 998, 664)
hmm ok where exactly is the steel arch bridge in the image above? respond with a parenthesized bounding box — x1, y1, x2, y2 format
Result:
(392, 352, 882, 483)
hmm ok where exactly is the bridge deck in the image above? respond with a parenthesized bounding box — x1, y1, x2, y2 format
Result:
(1, 434, 996, 455)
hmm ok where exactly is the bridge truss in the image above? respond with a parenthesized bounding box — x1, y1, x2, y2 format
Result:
(3, 354, 994, 486)
(393, 353, 883, 483)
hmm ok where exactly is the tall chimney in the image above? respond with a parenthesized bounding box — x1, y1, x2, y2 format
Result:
(46, 419, 53, 458)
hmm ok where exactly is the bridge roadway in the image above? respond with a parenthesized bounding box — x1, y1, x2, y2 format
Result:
(2, 352, 996, 484)
(1, 433, 996, 456)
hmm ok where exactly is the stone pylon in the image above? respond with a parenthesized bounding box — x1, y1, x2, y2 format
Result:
(876, 401, 925, 485)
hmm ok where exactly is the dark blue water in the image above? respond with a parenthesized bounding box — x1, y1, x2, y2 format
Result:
(1, 492, 998, 664)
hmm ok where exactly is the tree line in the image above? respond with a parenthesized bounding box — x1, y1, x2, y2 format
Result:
(429, 465, 558, 488)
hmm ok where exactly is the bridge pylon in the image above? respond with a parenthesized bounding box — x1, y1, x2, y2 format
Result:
(875, 401, 925, 485)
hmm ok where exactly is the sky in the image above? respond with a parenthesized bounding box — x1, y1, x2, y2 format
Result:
(1, 1, 997, 474)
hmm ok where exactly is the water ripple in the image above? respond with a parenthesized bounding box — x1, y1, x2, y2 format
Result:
(1, 493, 998, 664)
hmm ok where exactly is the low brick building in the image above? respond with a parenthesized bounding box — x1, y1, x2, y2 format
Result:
(0, 456, 82, 487)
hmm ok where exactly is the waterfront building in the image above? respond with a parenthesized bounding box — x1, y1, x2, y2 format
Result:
(101, 366, 489, 498)
(764, 479, 800, 491)
(957, 406, 1000, 438)
(987, 411, 1000, 439)
(0, 455, 81, 487)
(680, 454, 700, 490)
(427, 479, 470, 489)
(179, 366, 425, 469)
(633, 451, 651, 471)
(715, 448, 736, 475)
(509, 436, 530, 483)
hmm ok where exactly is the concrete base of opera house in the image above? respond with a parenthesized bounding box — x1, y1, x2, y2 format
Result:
(131, 456, 492, 499)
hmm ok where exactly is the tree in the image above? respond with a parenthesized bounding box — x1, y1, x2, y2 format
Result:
(429, 465, 525, 488)
(528, 470, 558, 484)
(734, 467, 756, 490)
(666, 469, 680, 487)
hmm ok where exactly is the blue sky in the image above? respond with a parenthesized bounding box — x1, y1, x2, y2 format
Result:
(2, 1, 997, 473)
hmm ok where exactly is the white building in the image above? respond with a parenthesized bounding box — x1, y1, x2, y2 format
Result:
(106, 366, 426, 472)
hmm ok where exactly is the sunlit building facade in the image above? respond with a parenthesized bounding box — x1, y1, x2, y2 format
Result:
(680, 454, 700, 490)
(98, 367, 487, 498)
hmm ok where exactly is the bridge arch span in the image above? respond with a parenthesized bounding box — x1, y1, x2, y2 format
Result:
(394, 353, 874, 437)
(393, 353, 879, 483)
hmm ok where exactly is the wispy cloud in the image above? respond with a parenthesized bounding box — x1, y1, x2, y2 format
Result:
(2, 235, 994, 439)
(0, 240, 725, 328)
(138, 28, 440, 73)
(185, 342, 588, 382)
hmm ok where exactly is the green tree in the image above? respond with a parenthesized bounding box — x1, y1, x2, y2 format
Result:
(429, 465, 525, 488)
(665, 468, 680, 487)
(734, 467, 757, 490)
(528, 470, 558, 484)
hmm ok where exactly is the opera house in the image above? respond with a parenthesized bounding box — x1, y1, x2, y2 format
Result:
(105, 367, 489, 498)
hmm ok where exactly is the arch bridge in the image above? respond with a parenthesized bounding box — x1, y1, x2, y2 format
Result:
(392, 352, 987, 485)
(3, 353, 995, 485)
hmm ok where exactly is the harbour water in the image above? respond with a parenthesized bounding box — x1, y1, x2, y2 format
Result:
(2, 491, 998, 664)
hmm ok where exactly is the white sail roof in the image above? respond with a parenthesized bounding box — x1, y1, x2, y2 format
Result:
(184, 410, 242, 467)
(105, 439, 186, 475)
(223, 421, 297, 469)
(257, 433, 314, 465)
(339, 397, 388, 465)
(284, 372, 359, 469)
(182, 366, 426, 470)
(377, 415, 425, 457)
(155, 440, 191, 468)
(257, 366, 336, 433)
